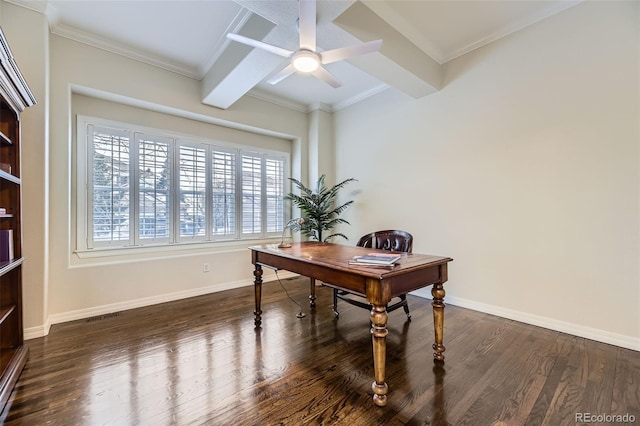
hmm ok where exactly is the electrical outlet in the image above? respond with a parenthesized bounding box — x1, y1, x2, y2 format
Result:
(203, 263, 210, 272)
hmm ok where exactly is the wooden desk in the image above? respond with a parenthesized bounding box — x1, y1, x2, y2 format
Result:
(250, 242, 453, 407)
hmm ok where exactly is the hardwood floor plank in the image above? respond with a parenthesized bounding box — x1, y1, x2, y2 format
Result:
(577, 339, 616, 417)
(522, 332, 575, 426)
(449, 322, 537, 425)
(488, 328, 558, 425)
(0, 277, 637, 425)
(611, 346, 640, 420)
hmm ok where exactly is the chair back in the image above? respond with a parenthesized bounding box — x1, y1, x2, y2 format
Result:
(356, 230, 413, 253)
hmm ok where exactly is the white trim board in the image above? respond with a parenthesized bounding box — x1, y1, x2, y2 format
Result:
(411, 289, 639, 352)
(26, 277, 638, 351)
(24, 270, 298, 340)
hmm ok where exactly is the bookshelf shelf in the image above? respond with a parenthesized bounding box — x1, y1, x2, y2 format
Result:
(0, 131, 10, 146)
(0, 27, 35, 414)
(0, 306, 15, 325)
(0, 170, 20, 185)
(0, 257, 23, 277)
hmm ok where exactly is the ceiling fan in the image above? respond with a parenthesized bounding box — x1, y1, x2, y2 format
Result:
(226, 0, 382, 88)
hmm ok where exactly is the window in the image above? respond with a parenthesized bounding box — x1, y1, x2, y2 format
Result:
(77, 116, 289, 252)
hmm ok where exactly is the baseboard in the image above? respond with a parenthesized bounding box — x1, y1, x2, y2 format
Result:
(411, 289, 640, 351)
(24, 322, 49, 341)
(24, 271, 298, 339)
(28, 277, 638, 351)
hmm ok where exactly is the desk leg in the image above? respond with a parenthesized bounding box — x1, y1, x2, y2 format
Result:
(370, 305, 389, 406)
(309, 278, 316, 308)
(431, 282, 446, 361)
(254, 264, 263, 328)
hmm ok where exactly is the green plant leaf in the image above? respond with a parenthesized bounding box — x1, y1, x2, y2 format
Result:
(285, 174, 357, 242)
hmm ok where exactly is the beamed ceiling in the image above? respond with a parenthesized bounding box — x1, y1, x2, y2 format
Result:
(10, 0, 581, 112)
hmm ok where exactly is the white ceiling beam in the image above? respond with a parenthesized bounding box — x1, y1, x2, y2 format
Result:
(332, 1, 442, 99)
(201, 13, 284, 110)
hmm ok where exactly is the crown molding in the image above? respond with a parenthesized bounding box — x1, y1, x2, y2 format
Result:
(308, 102, 334, 113)
(362, 0, 582, 65)
(331, 84, 389, 112)
(361, 0, 444, 64)
(7, 0, 234, 80)
(5, 0, 47, 14)
(246, 87, 309, 113)
(441, 0, 583, 63)
(248, 83, 390, 114)
(49, 21, 201, 79)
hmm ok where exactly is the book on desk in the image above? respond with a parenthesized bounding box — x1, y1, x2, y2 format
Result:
(349, 253, 402, 267)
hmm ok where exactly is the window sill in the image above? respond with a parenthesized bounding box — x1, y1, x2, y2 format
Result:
(71, 237, 283, 267)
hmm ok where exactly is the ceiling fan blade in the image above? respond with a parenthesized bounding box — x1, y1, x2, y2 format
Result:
(320, 39, 382, 64)
(312, 66, 342, 88)
(226, 33, 293, 58)
(298, 0, 316, 51)
(267, 64, 296, 85)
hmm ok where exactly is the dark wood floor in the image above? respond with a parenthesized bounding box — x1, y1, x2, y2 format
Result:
(1, 277, 638, 425)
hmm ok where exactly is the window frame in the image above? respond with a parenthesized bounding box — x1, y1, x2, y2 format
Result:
(76, 115, 290, 256)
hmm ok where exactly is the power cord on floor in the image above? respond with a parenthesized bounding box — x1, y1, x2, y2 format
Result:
(275, 270, 306, 319)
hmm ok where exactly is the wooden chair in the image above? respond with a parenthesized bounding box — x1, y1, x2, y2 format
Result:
(333, 230, 413, 320)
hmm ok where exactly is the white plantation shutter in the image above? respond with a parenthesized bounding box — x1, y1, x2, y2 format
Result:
(265, 157, 285, 233)
(211, 149, 236, 238)
(78, 116, 289, 252)
(137, 133, 171, 243)
(89, 125, 131, 247)
(179, 144, 207, 240)
(241, 153, 262, 235)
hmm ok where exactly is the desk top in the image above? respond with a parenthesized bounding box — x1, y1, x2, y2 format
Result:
(249, 241, 453, 405)
(250, 241, 452, 280)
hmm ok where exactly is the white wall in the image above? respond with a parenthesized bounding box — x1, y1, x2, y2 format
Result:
(308, 109, 335, 187)
(42, 34, 312, 333)
(334, 1, 639, 349)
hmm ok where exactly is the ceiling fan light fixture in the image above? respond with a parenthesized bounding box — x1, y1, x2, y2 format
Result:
(292, 50, 320, 73)
(227, 0, 381, 87)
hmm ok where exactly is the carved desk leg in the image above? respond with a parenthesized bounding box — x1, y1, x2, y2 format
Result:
(370, 304, 389, 406)
(254, 264, 263, 328)
(431, 282, 446, 361)
(309, 278, 316, 308)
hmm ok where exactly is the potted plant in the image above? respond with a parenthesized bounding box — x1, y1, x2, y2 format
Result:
(286, 174, 357, 242)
